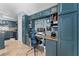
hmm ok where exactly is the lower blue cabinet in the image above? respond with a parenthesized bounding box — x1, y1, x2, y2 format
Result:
(58, 12, 78, 56)
(4, 32, 9, 40)
(46, 40, 57, 56)
(0, 32, 5, 49)
(58, 40, 73, 56)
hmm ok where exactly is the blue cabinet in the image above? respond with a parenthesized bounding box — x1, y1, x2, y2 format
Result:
(22, 15, 30, 46)
(78, 6, 79, 55)
(58, 3, 77, 15)
(30, 9, 51, 20)
(41, 9, 51, 17)
(4, 32, 10, 40)
(78, 3, 79, 14)
(22, 16, 26, 44)
(9, 32, 14, 38)
(8, 21, 17, 27)
(46, 40, 57, 56)
(4, 31, 15, 40)
(0, 20, 17, 27)
(30, 14, 36, 20)
(78, 14, 79, 55)
(0, 20, 8, 26)
(13, 32, 17, 40)
(58, 12, 78, 56)
(0, 32, 5, 49)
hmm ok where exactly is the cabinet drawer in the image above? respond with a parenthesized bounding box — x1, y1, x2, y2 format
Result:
(0, 40, 4, 49)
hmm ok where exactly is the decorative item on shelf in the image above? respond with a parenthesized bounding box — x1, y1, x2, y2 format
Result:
(46, 18, 50, 28)
(51, 13, 58, 21)
(46, 26, 51, 31)
(37, 28, 45, 33)
(51, 31, 56, 38)
(50, 21, 53, 26)
(50, 12, 58, 27)
(53, 21, 58, 24)
(46, 19, 50, 23)
(53, 13, 58, 21)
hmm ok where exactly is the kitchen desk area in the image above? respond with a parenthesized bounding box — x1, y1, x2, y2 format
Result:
(30, 3, 79, 56)
(31, 5, 58, 56)
(35, 34, 58, 56)
(44, 35, 57, 56)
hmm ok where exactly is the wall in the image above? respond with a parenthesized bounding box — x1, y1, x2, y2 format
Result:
(18, 12, 25, 43)
(34, 18, 51, 35)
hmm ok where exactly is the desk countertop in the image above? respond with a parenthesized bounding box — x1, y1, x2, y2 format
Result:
(35, 35, 57, 41)
(45, 35, 57, 41)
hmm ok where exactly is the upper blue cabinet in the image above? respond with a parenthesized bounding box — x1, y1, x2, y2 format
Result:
(36, 12, 41, 19)
(78, 4, 79, 14)
(0, 20, 17, 27)
(30, 8, 51, 20)
(58, 3, 77, 15)
(0, 20, 8, 26)
(41, 9, 51, 17)
(8, 21, 17, 27)
(30, 14, 36, 20)
(30, 5, 58, 20)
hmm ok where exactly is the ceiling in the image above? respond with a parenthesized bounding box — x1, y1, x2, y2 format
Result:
(0, 3, 57, 19)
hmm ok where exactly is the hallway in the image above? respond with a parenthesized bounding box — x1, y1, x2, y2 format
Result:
(0, 39, 45, 56)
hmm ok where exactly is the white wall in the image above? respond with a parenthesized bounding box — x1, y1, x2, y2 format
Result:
(18, 12, 25, 43)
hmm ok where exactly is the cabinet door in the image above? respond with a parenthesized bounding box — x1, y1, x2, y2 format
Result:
(22, 15, 30, 46)
(42, 9, 51, 17)
(5, 32, 10, 39)
(78, 4, 79, 14)
(59, 40, 73, 56)
(58, 12, 77, 56)
(31, 14, 36, 20)
(11, 21, 17, 27)
(0, 33, 5, 49)
(58, 3, 77, 15)
(25, 16, 30, 46)
(78, 14, 79, 55)
(46, 40, 56, 56)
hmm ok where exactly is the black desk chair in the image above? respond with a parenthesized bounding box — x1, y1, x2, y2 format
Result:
(26, 36, 43, 56)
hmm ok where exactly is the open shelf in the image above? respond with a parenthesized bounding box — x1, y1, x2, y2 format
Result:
(53, 21, 58, 24)
(50, 12, 58, 27)
(53, 26, 58, 28)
